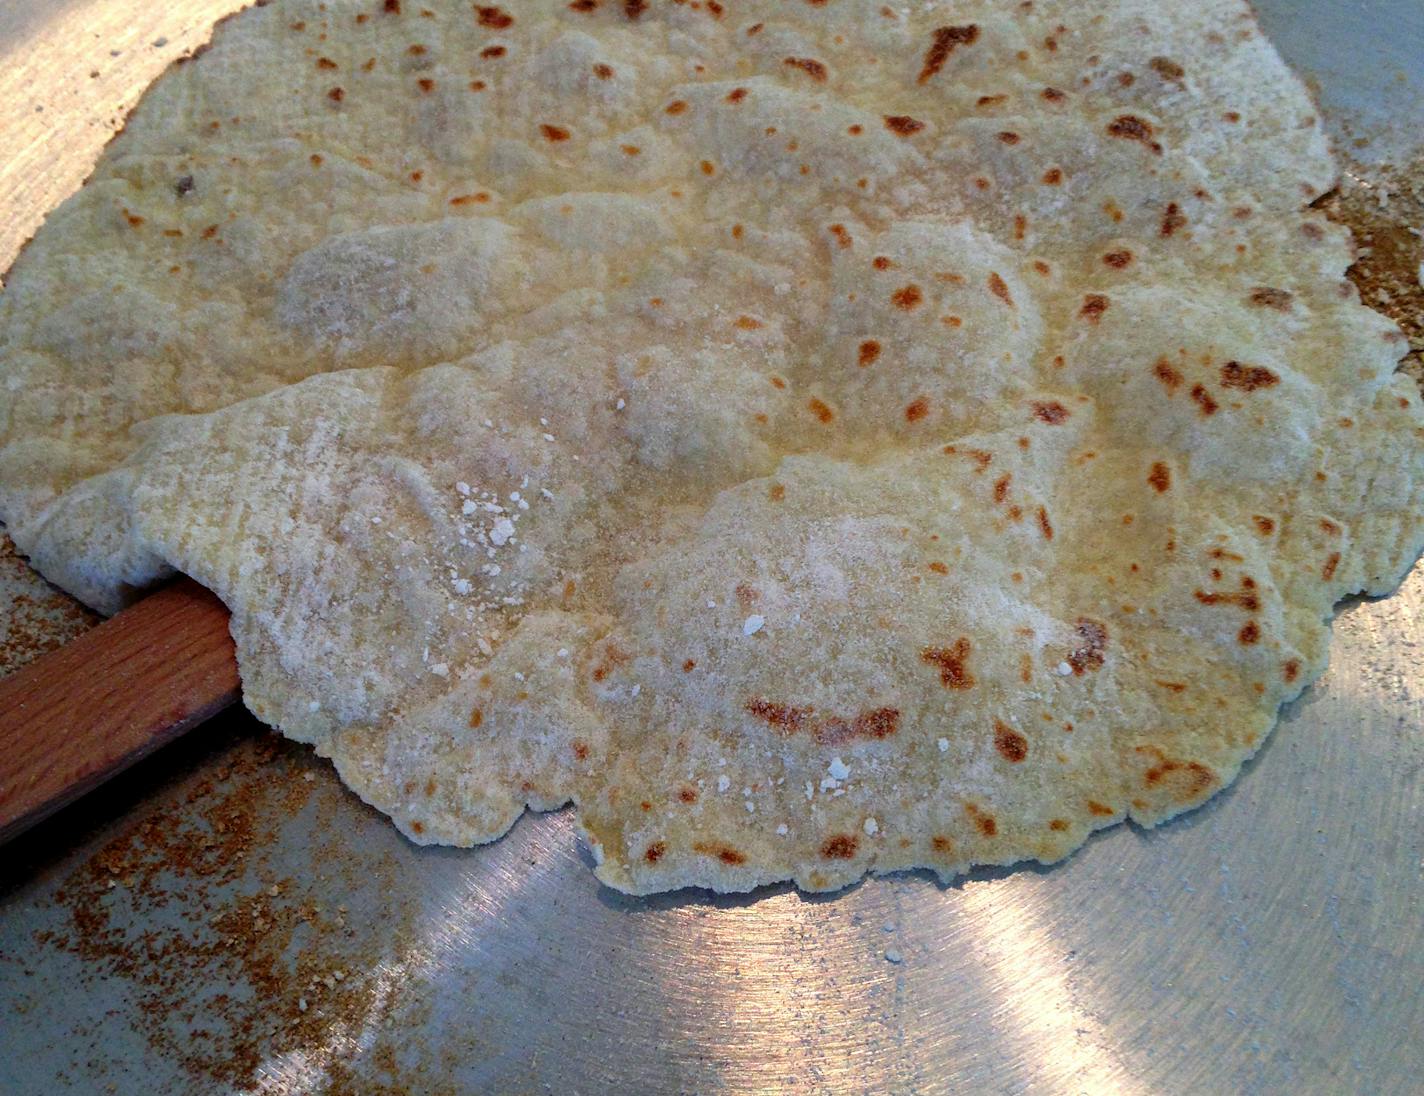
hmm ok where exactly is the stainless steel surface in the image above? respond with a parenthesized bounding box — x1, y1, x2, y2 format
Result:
(1, 3, 1421, 1093)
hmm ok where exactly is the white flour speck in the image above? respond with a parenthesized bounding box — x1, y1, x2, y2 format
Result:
(742, 614, 765, 636)
(489, 518, 516, 546)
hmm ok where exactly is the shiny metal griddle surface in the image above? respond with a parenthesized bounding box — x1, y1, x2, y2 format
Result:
(1, 3, 1421, 1093)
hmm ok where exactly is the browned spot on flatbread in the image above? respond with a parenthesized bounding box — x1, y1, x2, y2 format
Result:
(883, 114, 925, 136)
(965, 803, 997, 837)
(993, 720, 1028, 763)
(693, 842, 747, 865)
(820, 834, 858, 859)
(922, 638, 975, 689)
(1220, 361, 1279, 391)
(1080, 293, 1110, 322)
(1106, 114, 1163, 153)
(891, 284, 923, 310)
(1154, 358, 1184, 392)
(918, 24, 979, 84)
(1150, 56, 1185, 80)
(784, 57, 828, 81)
(744, 699, 900, 745)
(1068, 618, 1108, 674)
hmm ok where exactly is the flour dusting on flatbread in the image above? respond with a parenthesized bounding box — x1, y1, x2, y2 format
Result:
(1, 0, 1420, 893)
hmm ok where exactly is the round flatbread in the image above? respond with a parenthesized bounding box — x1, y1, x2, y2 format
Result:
(1, 0, 1420, 893)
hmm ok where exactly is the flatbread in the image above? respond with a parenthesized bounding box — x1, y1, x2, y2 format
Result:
(1, 0, 1420, 894)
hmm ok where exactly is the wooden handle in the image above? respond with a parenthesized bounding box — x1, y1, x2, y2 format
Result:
(0, 577, 239, 844)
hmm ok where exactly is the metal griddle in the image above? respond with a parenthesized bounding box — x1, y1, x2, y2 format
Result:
(1, 3, 1421, 1092)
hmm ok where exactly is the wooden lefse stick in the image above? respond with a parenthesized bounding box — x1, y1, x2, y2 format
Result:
(0, 577, 238, 845)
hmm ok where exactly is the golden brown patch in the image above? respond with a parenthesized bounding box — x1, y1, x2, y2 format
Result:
(1238, 621, 1261, 645)
(891, 284, 923, 310)
(1103, 249, 1133, 268)
(1148, 461, 1171, 492)
(1283, 659, 1301, 683)
(540, 123, 571, 142)
(1143, 758, 1217, 799)
(1153, 358, 1184, 392)
(744, 699, 900, 745)
(468, 708, 483, 729)
(918, 24, 979, 83)
(644, 841, 667, 863)
(931, 835, 953, 854)
(1322, 552, 1341, 581)
(928, 561, 949, 575)
(678, 786, 698, 803)
(1220, 361, 1279, 391)
(1149, 56, 1185, 80)
(1049, 819, 1069, 832)
(1080, 293, 1110, 322)
(784, 56, 828, 80)
(1086, 800, 1115, 817)
(807, 398, 835, 423)
(694, 842, 748, 866)
(905, 396, 930, 422)
(828, 223, 852, 249)
(1253, 515, 1275, 535)
(883, 115, 925, 136)
(993, 720, 1029, 763)
(1190, 384, 1220, 416)
(1161, 202, 1188, 237)
(476, 5, 514, 28)
(858, 339, 881, 366)
(768, 483, 785, 502)
(1106, 114, 1163, 153)
(922, 638, 975, 689)
(1067, 618, 1108, 675)
(1032, 400, 1069, 424)
(1037, 507, 1054, 540)
(1248, 286, 1294, 311)
(820, 834, 859, 859)
(965, 804, 997, 837)
(1194, 586, 1260, 612)
(987, 272, 1014, 306)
